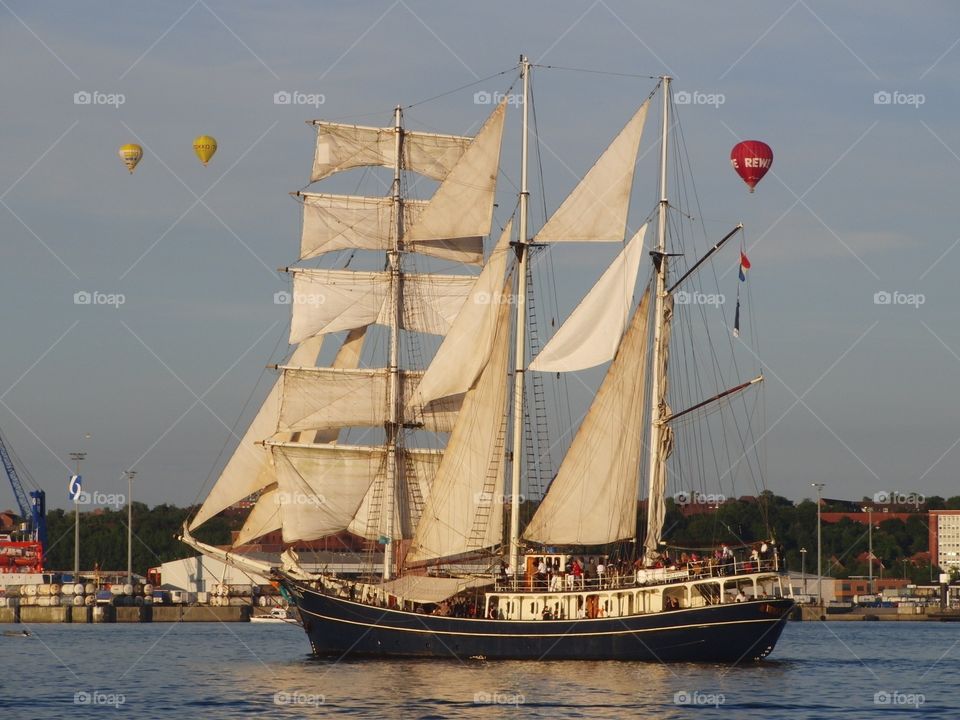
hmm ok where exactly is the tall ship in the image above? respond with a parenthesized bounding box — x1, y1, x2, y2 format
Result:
(182, 57, 794, 662)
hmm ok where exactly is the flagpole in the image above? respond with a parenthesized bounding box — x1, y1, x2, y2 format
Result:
(69, 452, 86, 581)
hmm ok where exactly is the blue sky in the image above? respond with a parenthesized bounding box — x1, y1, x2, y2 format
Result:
(2, 1, 960, 511)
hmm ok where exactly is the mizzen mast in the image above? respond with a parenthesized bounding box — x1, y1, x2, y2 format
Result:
(644, 76, 673, 563)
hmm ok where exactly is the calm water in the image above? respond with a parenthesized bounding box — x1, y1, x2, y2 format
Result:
(0, 620, 954, 718)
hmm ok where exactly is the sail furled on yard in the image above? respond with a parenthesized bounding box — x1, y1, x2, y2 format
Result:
(311, 122, 471, 182)
(644, 293, 674, 562)
(523, 286, 651, 546)
(533, 102, 648, 243)
(530, 224, 647, 372)
(408, 221, 512, 407)
(405, 279, 514, 564)
(288, 269, 475, 343)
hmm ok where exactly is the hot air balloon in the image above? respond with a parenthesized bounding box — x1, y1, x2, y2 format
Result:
(730, 140, 773, 192)
(193, 135, 217, 166)
(118, 144, 143, 174)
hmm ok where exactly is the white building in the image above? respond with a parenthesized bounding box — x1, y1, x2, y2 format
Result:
(931, 511, 960, 572)
(784, 571, 837, 602)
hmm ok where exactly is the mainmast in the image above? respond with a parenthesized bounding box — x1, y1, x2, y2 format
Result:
(644, 76, 672, 562)
(384, 104, 404, 580)
(508, 55, 531, 575)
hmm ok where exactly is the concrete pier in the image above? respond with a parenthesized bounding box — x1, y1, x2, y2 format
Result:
(69, 606, 92, 623)
(20, 606, 70, 623)
(796, 605, 944, 621)
(0, 604, 249, 624)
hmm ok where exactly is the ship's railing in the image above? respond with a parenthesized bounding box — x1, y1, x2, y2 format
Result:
(493, 556, 780, 593)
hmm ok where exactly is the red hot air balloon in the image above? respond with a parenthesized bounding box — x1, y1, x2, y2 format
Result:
(730, 140, 773, 192)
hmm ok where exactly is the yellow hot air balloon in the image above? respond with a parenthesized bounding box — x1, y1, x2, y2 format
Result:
(193, 135, 217, 166)
(118, 144, 143, 174)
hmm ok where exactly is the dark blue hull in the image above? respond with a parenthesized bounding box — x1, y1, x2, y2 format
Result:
(285, 580, 794, 662)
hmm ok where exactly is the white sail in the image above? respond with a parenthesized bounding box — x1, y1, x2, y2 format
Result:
(299, 193, 483, 266)
(408, 222, 512, 407)
(405, 100, 506, 248)
(348, 448, 443, 541)
(234, 487, 281, 546)
(523, 286, 651, 545)
(272, 443, 384, 542)
(288, 269, 475, 343)
(405, 282, 513, 564)
(277, 367, 460, 433)
(311, 122, 472, 182)
(271, 442, 442, 543)
(533, 102, 648, 243)
(530, 224, 647, 372)
(189, 336, 324, 531)
(644, 294, 674, 561)
(300, 193, 424, 258)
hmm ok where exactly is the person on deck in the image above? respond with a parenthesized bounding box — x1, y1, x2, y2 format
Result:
(572, 558, 583, 589)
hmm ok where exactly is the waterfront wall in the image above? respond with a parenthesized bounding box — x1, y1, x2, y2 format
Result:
(0, 605, 250, 623)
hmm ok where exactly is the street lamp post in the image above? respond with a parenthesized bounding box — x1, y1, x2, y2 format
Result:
(126, 470, 136, 586)
(69, 452, 87, 581)
(800, 547, 808, 595)
(812, 483, 825, 607)
(862, 505, 873, 594)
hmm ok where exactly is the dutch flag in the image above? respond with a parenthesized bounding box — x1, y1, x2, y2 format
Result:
(738, 251, 751, 281)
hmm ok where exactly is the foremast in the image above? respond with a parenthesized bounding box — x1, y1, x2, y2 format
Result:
(508, 55, 531, 575)
(643, 76, 673, 563)
(384, 105, 404, 580)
